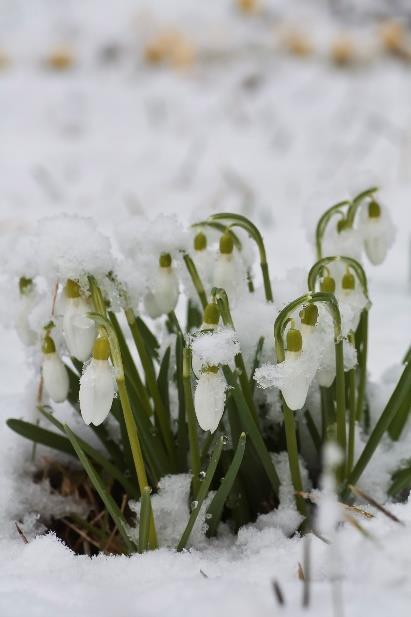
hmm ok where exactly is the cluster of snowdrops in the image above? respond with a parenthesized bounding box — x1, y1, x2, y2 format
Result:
(5, 186, 408, 554)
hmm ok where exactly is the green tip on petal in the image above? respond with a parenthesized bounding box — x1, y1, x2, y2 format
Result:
(203, 302, 220, 325)
(159, 253, 172, 268)
(19, 276, 33, 295)
(342, 271, 355, 291)
(92, 337, 111, 361)
(300, 303, 318, 327)
(320, 275, 336, 294)
(336, 219, 348, 234)
(368, 200, 381, 219)
(194, 232, 207, 251)
(65, 279, 81, 298)
(42, 335, 56, 354)
(287, 326, 302, 353)
(219, 231, 234, 255)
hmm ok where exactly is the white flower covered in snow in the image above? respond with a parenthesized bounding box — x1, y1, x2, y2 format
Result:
(336, 269, 369, 333)
(213, 231, 245, 303)
(191, 302, 221, 377)
(15, 277, 38, 347)
(63, 279, 97, 362)
(190, 324, 239, 376)
(42, 335, 69, 403)
(255, 325, 318, 411)
(194, 367, 227, 433)
(79, 337, 115, 426)
(192, 231, 213, 287)
(360, 200, 396, 265)
(323, 219, 362, 262)
(144, 253, 179, 319)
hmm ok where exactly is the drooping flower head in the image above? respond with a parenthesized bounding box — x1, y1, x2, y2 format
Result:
(42, 334, 69, 404)
(79, 336, 116, 427)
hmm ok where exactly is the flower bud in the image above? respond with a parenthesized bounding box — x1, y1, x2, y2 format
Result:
(300, 304, 318, 337)
(202, 302, 220, 328)
(144, 254, 179, 318)
(79, 337, 115, 426)
(194, 232, 207, 252)
(286, 325, 302, 354)
(16, 277, 37, 347)
(42, 335, 69, 403)
(194, 367, 226, 433)
(320, 275, 336, 294)
(341, 270, 355, 294)
(63, 282, 97, 362)
(219, 231, 234, 255)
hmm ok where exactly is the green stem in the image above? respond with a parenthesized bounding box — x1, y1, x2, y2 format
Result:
(335, 339, 346, 475)
(346, 187, 378, 227)
(283, 404, 306, 515)
(183, 348, 201, 496)
(117, 378, 157, 549)
(344, 359, 411, 496)
(347, 340, 356, 475)
(183, 253, 208, 309)
(314, 201, 350, 261)
(356, 311, 368, 423)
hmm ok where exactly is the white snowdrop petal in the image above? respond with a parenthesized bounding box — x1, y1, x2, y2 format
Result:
(42, 353, 69, 403)
(194, 371, 227, 433)
(144, 267, 179, 318)
(79, 359, 115, 426)
(63, 298, 97, 361)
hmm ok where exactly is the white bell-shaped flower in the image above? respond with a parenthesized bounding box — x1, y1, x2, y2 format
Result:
(16, 278, 38, 347)
(63, 279, 97, 362)
(336, 269, 368, 333)
(194, 366, 227, 433)
(42, 335, 69, 403)
(213, 231, 244, 303)
(144, 254, 179, 319)
(323, 219, 362, 262)
(192, 303, 220, 378)
(361, 200, 395, 266)
(299, 304, 318, 339)
(192, 231, 213, 288)
(255, 325, 317, 412)
(79, 337, 115, 426)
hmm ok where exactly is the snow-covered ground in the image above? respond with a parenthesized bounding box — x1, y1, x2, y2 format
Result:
(1, 1, 411, 615)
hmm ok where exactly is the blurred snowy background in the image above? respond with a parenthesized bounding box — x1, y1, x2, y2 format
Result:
(1, 0, 410, 381)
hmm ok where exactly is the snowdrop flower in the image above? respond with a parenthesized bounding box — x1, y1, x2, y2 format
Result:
(320, 274, 336, 294)
(42, 335, 69, 403)
(281, 325, 313, 410)
(144, 253, 179, 319)
(213, 231, 243, 302)
(337, 269, 368, 333)
(323, 219, 362, 262)
(15, 277, 37, 347)
(63, 279, 97, 362)
(192, 303, 221, 377)
(299, 303, 318, 338)
(361, 200, 395, 265)
(79, 337, 115, 426)
(194, 366, 227, 433)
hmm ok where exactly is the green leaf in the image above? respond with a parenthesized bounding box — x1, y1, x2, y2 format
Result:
(63, 424, 136, 554)
(304, 410, 321, 453)
(157, 346, 171, 421)
(176, 435, 224, 551)
(136, 316, 160, 362)
(250, 337, 264, 395)
(206, 433, 246, 537)
(138, 487, 153, 553)
(176, 333, 189, 472)
(7, 419, 75, 457)
(223, 366, 280, 499)
(345, 360, 411, 493)
(38, 406, 138, 498)
(389, 465, 411, 497)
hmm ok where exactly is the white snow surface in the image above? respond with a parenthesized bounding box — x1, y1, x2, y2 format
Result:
(1, 1, 411, 616)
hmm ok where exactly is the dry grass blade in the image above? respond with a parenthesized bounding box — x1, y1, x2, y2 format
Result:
(296, 491, 374, 520)
(199, 569, 208, 579)
(349, 484, 405, 525)
(272, 580, 285, 607)
(15, 522, 28, 544)
(344, 513, 378, 544)
(298, 562, 305, 581)
(61, 519, 102, 551)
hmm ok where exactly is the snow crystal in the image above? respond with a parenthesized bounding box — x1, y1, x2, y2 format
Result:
(190, 326, 239, 370)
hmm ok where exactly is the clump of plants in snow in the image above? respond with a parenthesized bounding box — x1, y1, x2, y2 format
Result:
(4, 187, 410, 554)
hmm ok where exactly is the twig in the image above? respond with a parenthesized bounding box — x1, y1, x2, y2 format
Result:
(15, 523, 28, 544)
(348, 485, 405, 525)
(272, 580, 285, 607)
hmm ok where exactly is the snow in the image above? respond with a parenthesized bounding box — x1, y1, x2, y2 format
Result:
(1, 0, 411, 615)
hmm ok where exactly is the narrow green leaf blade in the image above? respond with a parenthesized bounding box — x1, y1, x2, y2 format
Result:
(63, 424, 136, 554)
(7, 419, 75, 457)
(206, 433, 246, 537)
(138, 487, 153, 553)
(176, 435, 224, 551)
